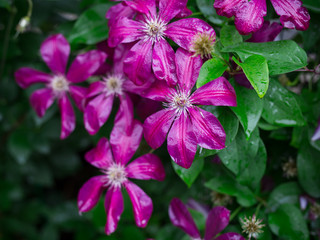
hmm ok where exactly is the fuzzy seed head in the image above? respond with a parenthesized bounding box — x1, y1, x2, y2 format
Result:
(241, 215, 265, 240)
(211, 191, 233, 206)
(191, 33, 216, 59)
(282, 158, 297, 179)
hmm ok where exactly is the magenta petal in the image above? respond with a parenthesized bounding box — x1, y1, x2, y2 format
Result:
(78, 176, 104, 213)
(113, 43, 135, 75)
(15, 68, 51, 88)
(234, 0, 267, 35)
(312, 121, 320, 141)
(84, 137, 114, 169)
(167, 112, 197, 169)
(106, 3, 135, 26)
(123, 39, 153, 86)
(69, 86, 87, 111)
(159, 0, 188, 23)
(104, 188, 124, 235)
(143, 109, 176, 149)
(189, 107, 225, 150)
(169, 198, 201, 239)
(108, 18, 145, 47)
(204, 206, 230, 240)
(166, 18, 216, 51)
(84, 94, 114, 135)
(67, 50, 107, 83)
(124, 181, 153, 228)
(86, 81, 105, 99)
(124, 0, 156, 17)
(152, 39, 177, 87)
(114, 93, 134, 134)
(40, 34, 70, 74)
(215, 233, 246, 240)
(214, 0, 246, 18)
(190, 77, 237, 106)
(176, 48, 202, 93)
(247, 21, 283, 43)
(175, 7, 192, 18)
(126, 154, 166, 181)
(58, 94, 76, 139)
(270, 0, 310, 31)
(141, 81, 176, 102)
(30, 88, 54, 118)
(110, 120, 143, 166)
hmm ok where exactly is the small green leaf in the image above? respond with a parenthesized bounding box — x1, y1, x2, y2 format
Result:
(196, 57, 228, 88)
(233, 55, 269, 98)
(220, 25, 243, 47)
(196, 0, 226, 25)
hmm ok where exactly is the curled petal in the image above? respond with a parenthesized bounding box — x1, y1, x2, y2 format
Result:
(159, 0, 188, 23)
(40, 34, 70, 74)
(84, 137, 114, 169)
(124, 181, 153, 228)
(15, 68, 51, 89)
(58, 94, 76, 139)
(204, 206, 230, 240)
(247, 21, 283, 43)
(69, 86, 87, 111)
(141, 81, 176, 102)
(104, 188, 124, 235)
(30, 88, 55, 118)
(169, 198, 201, 239)
(190, 77, 237, 106)
(67, 50, 107, 83)
(78, 176, 105, 213)
(214, 0, 246, 18)
(106, 3, 135, 26)
(215, 233, 246, 240)
(189, 107, 226, 150)
(270, 0, 310, 31)
(167, 112, 197, 169)
(143, 109, 176, 149)
(126, 154, 166, 181)
(124, 0, 156, 17)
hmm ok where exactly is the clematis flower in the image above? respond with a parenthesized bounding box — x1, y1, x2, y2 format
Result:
(78, 121, 165, 235)
(143, 48, 237, 169)
(108, 0, 216, 86)
(169, 198, 245, 240)
(214, 0, 310, 35)
(14, 34, 107, 139)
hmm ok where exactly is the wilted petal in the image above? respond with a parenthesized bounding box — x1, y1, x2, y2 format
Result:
(312, 120, 320, 141)
(84, 94, 114, 135)
(110, 121, 143, 166)
(124, 181, 153, 228)
(189, 107, 226, 150)
(15, 68, 51, 88)
(214, 0, 246, 18)
(69, 86, 87, 111)
(67, 50, 107, 83)
(247, 21, 283, 42)
(190, 77, 237, 106)
(126, 154, 166, 181)
(108, 18, 145, 47)
(30, 88, 54, 117)
(143, 109, 176, 149)
(215, 233, 246, 240)
(114, 93, 134, 134)
(169, 198, 201, 239)
(141, 81, 176, 102)
(84, 137, 114, 169)
(106, 3, 135, 26)
(78, 176, 105, 213)
(270, 0, 310, 31)
(159, 0, 188, 23)
(104, 188, 124, 235)
(167, 112, 197, 169)
(204, 206, 230, 240)
(152, 39, 177, 86)
(40, 34, 70, 74)
(58, 94, 76, 139)
(175, 48, 202, 93)
(124, 0, 156, 17)
(123, 39, 153, 86)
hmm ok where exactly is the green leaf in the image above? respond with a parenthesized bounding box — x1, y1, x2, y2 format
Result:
(68, 3, 113, 45)
(262, 80, 305, 127)
(268, 204, 309, 240)
(172, 156, 204, 188)
(303, 0, 320, 12)
(268, 182, 302, 212)
(8, 129, 32, 164)
(0, 0, 10, 9)
(196, 57, 228, 88)
(297, 143, 320, 197)
(222, 40, 308, 75)
(196, 0, 226, 25)
(230, 79, 264, 139)
(232, 55, 269, 98)
(220, 25, 243, 47)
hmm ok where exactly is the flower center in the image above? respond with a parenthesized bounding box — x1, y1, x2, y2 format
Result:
(191, 33, 216, 59)
(143, 17, 166, 43)
(104, 74, 124, 96)
(51, 75, 69, 93)
(168, 92, 192, 115)
(105, 163, 127, 188)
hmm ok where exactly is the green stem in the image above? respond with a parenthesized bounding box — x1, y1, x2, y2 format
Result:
(27, 0, 33, 17)
(255, 202, 263, 216)
(229, 206, 243, 222)
(189, 12, 203, 17)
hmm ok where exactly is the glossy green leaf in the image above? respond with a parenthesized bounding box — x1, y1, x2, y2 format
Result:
(262, 80, 305, 127)
(222, 40, 308, 75)
(196, 57, 228, 88)
(8, 129, 32, 164)
(233, 55, 269, 98)
(268, 204, 309, 240)
(220, 25, 243, 47)
(196, 0, 226, 25)
(230, 79, 264, 139)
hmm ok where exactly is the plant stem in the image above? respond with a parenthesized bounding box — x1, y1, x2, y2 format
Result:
(255, 202, 263, 216)
(230, 206, 243, 222)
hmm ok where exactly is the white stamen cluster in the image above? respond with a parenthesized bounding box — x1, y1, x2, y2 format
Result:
(142, 16, 167, 43)
(50, 75, 69, 94)
(282, 158, 297, 179)
(166, 91, 192, 115)
(104, 74, 124, 96)
(104, 163, 127, 189)
(241, 215, 265, 240)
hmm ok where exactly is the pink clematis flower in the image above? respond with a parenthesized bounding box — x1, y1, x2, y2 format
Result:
(143, 48, 237, 169)
(214, 0, 310, 35)
(14, 34, 107, 139)
(169, 198, 245, 240)
(78, 121, 165, 235)
(108, 0, 216, 86)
